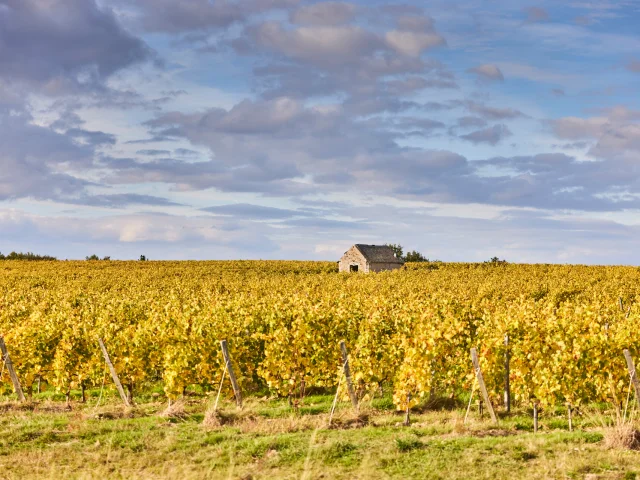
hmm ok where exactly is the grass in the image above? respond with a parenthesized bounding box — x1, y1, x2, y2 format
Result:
(0, 388, 639, 479)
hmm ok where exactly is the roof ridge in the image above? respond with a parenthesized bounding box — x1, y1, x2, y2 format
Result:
(352, 244, 404, 264)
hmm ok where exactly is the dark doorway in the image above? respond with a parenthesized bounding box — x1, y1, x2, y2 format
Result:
(350, 264, 359, 272)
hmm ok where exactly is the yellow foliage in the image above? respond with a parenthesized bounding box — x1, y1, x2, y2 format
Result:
(0, 260, 638, 406)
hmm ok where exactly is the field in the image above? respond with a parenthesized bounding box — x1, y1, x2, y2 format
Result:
(1, 395, 638, 479)
(2, 260, 640, 478)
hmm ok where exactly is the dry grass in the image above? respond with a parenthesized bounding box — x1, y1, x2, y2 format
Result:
(159, 400, 187, 420)
(0, 400, 39, 413)
(237, 413, 326, 435)
(35, 400, 73, 413)
(328, 411, 370, 429)
(579, 401, 640, 451)
(202, 407, 223, 428)
(4, 391, 640, 479)
(85, 404, 140, 420)
(603, 423, 640, 450)
(203, 406, 327, 434)
(0, 406, 634, 480)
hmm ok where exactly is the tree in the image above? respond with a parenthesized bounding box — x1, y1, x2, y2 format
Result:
(139, 255, 147, 261)
(385, 244, 431, 263)
(86, 254, 100, 261)
(404, 250, 429, 262)
(0, 251, 56, 261)
(485, 256, 508, 264)
(385, 243, 404, 260)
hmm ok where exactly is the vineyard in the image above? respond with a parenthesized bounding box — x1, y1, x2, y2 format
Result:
(2, 260, 640, 415)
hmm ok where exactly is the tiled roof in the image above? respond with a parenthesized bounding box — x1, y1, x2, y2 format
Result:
(354, 244, 404, 264)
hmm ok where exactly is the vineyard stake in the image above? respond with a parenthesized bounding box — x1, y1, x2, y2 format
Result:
(339, 340, 358, 412)
(97, 338, 131, 407)
(533, 402, 539, 433)
(0, 336, 26, 402)
(624, 374, 633, 421)
(623, 349, 640, 409)
(470, 348, 497, 423)
(619, 297, 624, 312)
(212, 362, 228, 413)
(463, 376, 477, 424)
(328, 359, 347, 426)
(220, 340, 242, 408)
(403, 393, 411, 426)
(504, 334, 511, 413)
(567, 404, 573, 432)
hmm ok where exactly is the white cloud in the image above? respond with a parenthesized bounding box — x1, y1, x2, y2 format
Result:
(253, 22, 380, 66)
(290, 2, 356, 25)
(384, 30, 445, 57)
(467, 64, 505, 82)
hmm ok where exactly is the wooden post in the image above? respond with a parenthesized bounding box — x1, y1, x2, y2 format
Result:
(403, 393, 411, 426)
(504, 334, 511, 413)
(533, 402, 539, 433)
(568, 404, 573, 432)
(479, 400, 484, 418)
(328, 373, 343, 426)
(220, 340, 242, 408)
(470, 348, 497, 423)
(0, 337, 26, 402)
(619, 297, 624, 312)
(97, 338, 131, 407)
(623, 349, 640, 409)
(339, 340, 358, 411)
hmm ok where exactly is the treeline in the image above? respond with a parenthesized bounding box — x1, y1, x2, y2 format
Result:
(385, 244, 433, 263)
(385, 243, 508, 264)
(0, 251, 57, 261)
(85, 255, 111, 261)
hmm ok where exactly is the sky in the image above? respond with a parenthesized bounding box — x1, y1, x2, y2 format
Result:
(1, 0, 640, 263)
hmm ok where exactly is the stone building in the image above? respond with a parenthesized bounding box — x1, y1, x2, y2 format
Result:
(338, 244, 404, 273)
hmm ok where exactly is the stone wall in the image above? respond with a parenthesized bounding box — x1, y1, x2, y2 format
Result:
(369, 262, 403, 273)
(339, 246, 368, 273)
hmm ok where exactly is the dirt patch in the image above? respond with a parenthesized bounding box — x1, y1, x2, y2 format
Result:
(0, 401, 38, 413)
(85, 406, 140, 420)
(470, 428, 515, 438)
(328, 413, 370, 429)
(35, 401, 73, 413)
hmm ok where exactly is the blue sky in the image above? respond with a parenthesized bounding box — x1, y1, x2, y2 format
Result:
(1, 0, 640, 262)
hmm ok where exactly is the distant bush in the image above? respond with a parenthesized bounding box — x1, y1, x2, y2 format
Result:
(0, 251, 57, 261)
(404, 250, 429, 262)
(385, 243, 404, 260)
(385, 244, 431, 263)
(85, 255, 111, 261)
(485, 256, 508, 264)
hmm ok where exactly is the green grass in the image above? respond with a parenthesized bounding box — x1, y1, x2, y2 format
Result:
(0, 390, 639, 479)
(395, 437, 425, 452)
